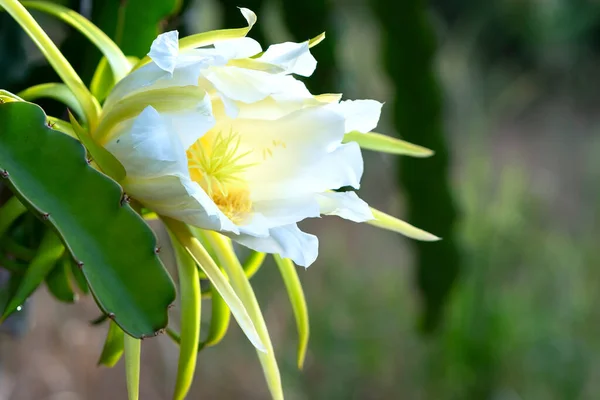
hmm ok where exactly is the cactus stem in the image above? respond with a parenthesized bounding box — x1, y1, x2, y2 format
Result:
(120, 193, 131, 206)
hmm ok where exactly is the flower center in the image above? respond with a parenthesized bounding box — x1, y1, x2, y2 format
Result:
(187, 130, 254, 223)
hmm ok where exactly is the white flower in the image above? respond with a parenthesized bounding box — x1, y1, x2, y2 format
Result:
(94, 8, 383, 267)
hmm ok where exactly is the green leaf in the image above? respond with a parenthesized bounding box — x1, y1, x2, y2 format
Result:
(45, 256, 77, 303)
(0, 101, 176, 337)
(21, 0, 132, 82)
(2, 229, 64, 319)
(163, 217, 264, 352)
(124, 334, 141, 400)
(367, 208, 441, 241)
(98, 320, 125, 367)
(206, 232, 283, 400)
(172, 237, 201, 400)
(273, 255, 309, 370)
(199, 284, 231, 349)
(343, 131, 434, 157)
(68, 111, 126, 182)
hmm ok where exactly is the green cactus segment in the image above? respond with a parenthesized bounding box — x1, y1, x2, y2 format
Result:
(68, 255, 89, 295)
(0, 101, 176, 337)
(98, 320, 125, 367)
(371, 0, 461, 333)
(2, 230, 64, 319)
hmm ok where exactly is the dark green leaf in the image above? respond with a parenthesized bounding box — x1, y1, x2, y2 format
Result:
(0, 101, 176, 337)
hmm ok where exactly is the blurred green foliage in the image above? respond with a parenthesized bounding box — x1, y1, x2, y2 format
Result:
(371, 0, 460, 333)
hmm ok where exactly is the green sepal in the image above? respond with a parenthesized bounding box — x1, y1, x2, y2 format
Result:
(199, 283, 231, 350)
(98, 320, 125, 367)
(172, 237, 201, 400)
(1, 229, 64, 319)
(0, 101, 176, 337)
(124, 334, 141, 400)
(273, 255, 310, 370)
(45, 256, 77, 303)
(243, 251, 266, 279)
(68, 111, 126, 182)
(343, 131, 434, 157)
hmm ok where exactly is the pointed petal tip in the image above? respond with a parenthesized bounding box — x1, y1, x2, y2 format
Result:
(368, 208, 442, 242)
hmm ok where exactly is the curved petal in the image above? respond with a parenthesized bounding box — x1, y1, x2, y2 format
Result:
(105, 106, 187, 178)
(215, 37, 262, 59)
(231, 224, 318, 267)
(202, 66, 282, 103)
(124, 174, 238, 234)
(163, 94, 215, 149)
(250, 196, 321, 228)
(259, 41, 317, 77)
(316, 191, 373, 222)
(231, 106, 346, 178)
(148, 30, 179, 74)
(327, 99, 383, 133)
(249, 142, 364, 202)
(105, 50, 227, 110)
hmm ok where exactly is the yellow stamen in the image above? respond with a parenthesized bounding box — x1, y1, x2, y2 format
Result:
(187, 130, 254, 223)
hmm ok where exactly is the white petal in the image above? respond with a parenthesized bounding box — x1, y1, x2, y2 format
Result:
(202, 66, 281, 103)
(123, 174, 239, 234)
(316, 192, 374, 222)
(226, 78, 314, 121)
(163, 93, 215, 149)
(218, 93, 240, 119)
(250, 196, 321, 228)
(239, 8, 257, 31)
(249, 141, 364, 202)
(105, 50, 227, 109)
(105, 106, 187, 178)
(231, 224, 318, 267)
(215, 37, 262, 60)
(328, 99, 383, 133)
(148, 30, 179, 74)
(259, 41, 317, 76)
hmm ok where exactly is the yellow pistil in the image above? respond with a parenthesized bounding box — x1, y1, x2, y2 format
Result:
(187, 130, 254, 223)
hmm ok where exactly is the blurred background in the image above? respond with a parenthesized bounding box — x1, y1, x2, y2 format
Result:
(3, 0, 600, 398)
